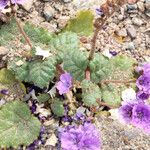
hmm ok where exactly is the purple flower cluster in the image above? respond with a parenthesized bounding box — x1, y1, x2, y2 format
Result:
(119, 102, 150, 133)
(56, 73, 72, 95)
(0, 0, 25, 10)
(59, 123, 101, 150)
(119, 63, 150, 133)
(136, 63, 150, 101)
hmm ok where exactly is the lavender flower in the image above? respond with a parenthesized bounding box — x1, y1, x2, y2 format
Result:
(0, 0, 7, 9)
(95, 8, 104, 16)
(27, 140, 39, 150)
(132, 104, 150, 133)
(142, 63, 150, 74)
(60, 123, 101, 150)
(118, 103, 134, 124)
(109, 51, 117, 56)
(56, 73, 72, 95)
(136, 91, 149, 102)
(136, 74, 150, 94)
(0, 89, 9, 95)
(138, 63, 150, 74)
(0, 0, 25, 9)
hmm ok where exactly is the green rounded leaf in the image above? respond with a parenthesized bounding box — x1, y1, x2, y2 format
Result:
(64, 10, 94, 36)
(0, 68, 26, 99)
(37, 93, 51, 103)
(8, 58, 29, 82)
(102, 90, 121, 106)
(29, 58, 56, 88)
(24, 23, 53, 45)
(0, 68, 15, 84)
(51, 100, 65, 117)
(63, 49, 88, 81)
(89, 54, 112, 83)
(0, 101, 41, 147)
(81, 80, 101, 106)
(101, 84, 123, 106)
(109, 55, 136, 80)
(50, 32, 80, 62)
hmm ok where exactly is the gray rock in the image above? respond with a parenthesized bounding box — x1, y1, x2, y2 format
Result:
(57, 16, 70, 29)
(116, 28, 127, 37)
(145, 0, 150, 10)
(123, 42, 135, 50)
(127, 4, 138, 13)
(118, 14, 124, 21)
(43, 4, 55, 22)
(62, 0, 72, 3)
(21, 0, 34, 12)
(127, 25, 137, 39)
(132, 17, 144, 26)
(43, 0, 52, 2)
(137, 1, 145, 12)
(127, 4, 137, 11)
(145, 10, 150, 17)
(145, 35, 150, 48)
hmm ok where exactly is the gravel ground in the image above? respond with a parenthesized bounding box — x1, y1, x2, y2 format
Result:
(1, 0, 150, 150)
(96, 117, 150, 150)
(18, 0, 150, 62)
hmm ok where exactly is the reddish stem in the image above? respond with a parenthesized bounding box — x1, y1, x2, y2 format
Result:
(101, 79, 136, 84)
(96, 100, 118, 109)
(85, 67, 91, 80)
(56, 64, 65, 74)
(10, 0, 32, 49)
(15, 17, 33, 49)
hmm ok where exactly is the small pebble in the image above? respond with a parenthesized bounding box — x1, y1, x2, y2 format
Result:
(126, 25, 137, 39)
(43, 4, 55, 22)
(116, 28, 127, 37)
(132, 17, 144, 26)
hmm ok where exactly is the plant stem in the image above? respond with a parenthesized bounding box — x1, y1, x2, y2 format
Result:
(96, 100, 118, 109)
(86, 0, 129, 79)
(56, 64, 65, 74)
(101, 79, 136, 84)
(15, 16, 33, 49)
(85, 67, 91, 80)
(10, 0, 32, 49)
(88, 28, 100, 61)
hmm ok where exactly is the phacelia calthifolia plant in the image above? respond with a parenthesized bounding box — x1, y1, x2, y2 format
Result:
(1, 0, 150, 149)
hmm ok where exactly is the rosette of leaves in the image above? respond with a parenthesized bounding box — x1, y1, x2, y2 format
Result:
(0, 101, 41, 147)
(64, 10, 94, 36)
(63, 49, 89, 81)
(50, 32, 80, 62)
(8, 57, 56, 88)
(51, 100, 65, 117)
(81, 80, 101, 106)
(89, 54, 112, 83)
